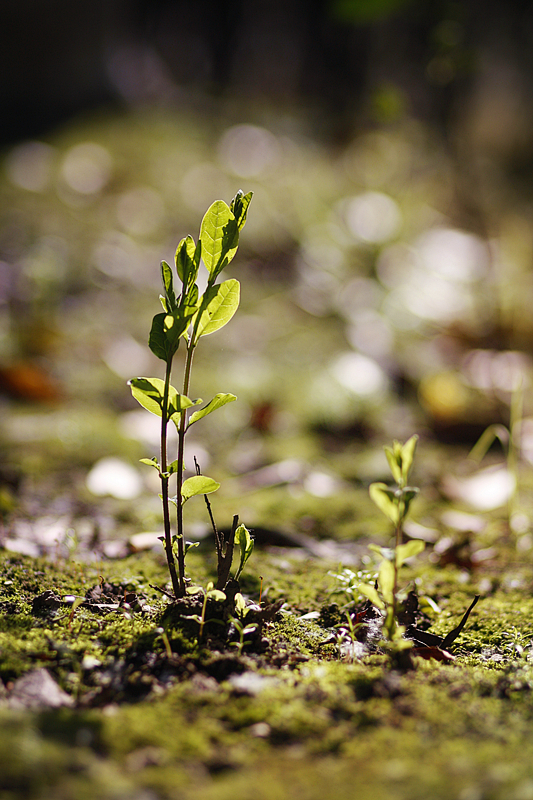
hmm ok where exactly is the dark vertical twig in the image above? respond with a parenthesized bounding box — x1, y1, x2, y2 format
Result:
(216, 514, 239, 590)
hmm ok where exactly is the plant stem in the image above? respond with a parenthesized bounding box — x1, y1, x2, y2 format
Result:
(161, 359, 181, 598)
(174, 340, 196, 597)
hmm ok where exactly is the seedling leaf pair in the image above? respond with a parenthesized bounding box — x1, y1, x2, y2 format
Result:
(384, 434, 418, 487)
(128, 377, 200, 426)
(234, 524, 254, 580)
(369, 483, 419, 524)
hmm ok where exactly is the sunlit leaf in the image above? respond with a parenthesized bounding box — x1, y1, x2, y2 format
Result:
(193, 279, 240, 340)
(140, 457, 160, 471)
(419, 595, 441, 614)
(200, 200, 239, 278)
(128, 377, 197, 423)
(161, 260, 176, 311)
(400, 435, 418, 483)
(188, 393, 237, 426)
(369, 482, 399, 524)
(396, 539, 425, 567)
(181, 475, 220, 502)
(359, 583, 385, 610)
(384, 444, 403, 485)
(175, 235, 200, 291)
(206, 588, 226, 601)
(230, 190, 253, 231)
(243, 624, 258, 635)
(234, 524, 254, 580)
(234, 592, 247, 614)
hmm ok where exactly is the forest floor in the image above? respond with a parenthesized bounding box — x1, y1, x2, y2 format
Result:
(2, 481, 533, 800)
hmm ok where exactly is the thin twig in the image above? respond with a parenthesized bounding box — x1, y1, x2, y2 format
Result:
(149, 583, 176, 601)
(194, 456, 223, 556)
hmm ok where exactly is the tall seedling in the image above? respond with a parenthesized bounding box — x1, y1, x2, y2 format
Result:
(129, 191, 253, 598)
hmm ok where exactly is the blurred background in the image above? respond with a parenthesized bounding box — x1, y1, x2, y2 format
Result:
(3, 0, 533, 561)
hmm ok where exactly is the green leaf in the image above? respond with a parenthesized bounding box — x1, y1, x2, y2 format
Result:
(234, 592, 247, 614)
(140, 456, 160, 471)
(384, 444, 403, 485)
(188, 393, 237, 426)
(149, 298, 199, 361)
(369, 482, 399, 524)
(230, 190, 253, 231)
(368, 543, 394, 561)
(206, 588, 226, 601)
(128, 377, 197, 423)
(149, 313, 174, 361)
(234, 524, 254, 580)
(185, 541, 200, 554)
(161, 260, 176, 311)
(395, 539, 425, 567)
(378, 559, 395, 606)
(400, 435, 418, 483)
(193, 279, 240, 341)
(358, 583, 385, 610)
(181, 283, 199, 318)
(243, 624, 258, 635)
(181, 475, 220, 502)
(419, 595, 441, 614)
(200, 200, 239, 278)
(384, 435, 418, 486)
(175, 235, 200, 291)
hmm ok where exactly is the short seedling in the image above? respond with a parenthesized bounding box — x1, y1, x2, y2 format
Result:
(229, 593, 258, 655)
(129, 191, 253, 598)
(186, 582, 226, 643)
(360, 435, 425, 648)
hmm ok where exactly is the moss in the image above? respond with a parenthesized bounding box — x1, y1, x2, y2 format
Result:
(4, 531, 533, 800)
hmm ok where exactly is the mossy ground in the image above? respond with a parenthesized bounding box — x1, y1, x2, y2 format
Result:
(2, 537, 533, 800)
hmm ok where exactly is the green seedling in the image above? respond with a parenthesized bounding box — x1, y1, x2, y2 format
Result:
(129, 191, 252, 598)
(361, 435, 425, 647)
(185, 582, 227, 642)
(229, 592, 258, 654)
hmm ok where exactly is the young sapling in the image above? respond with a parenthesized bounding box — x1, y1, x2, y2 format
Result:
(360, 435, 425, 648)
(129, 191, 253, 598)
